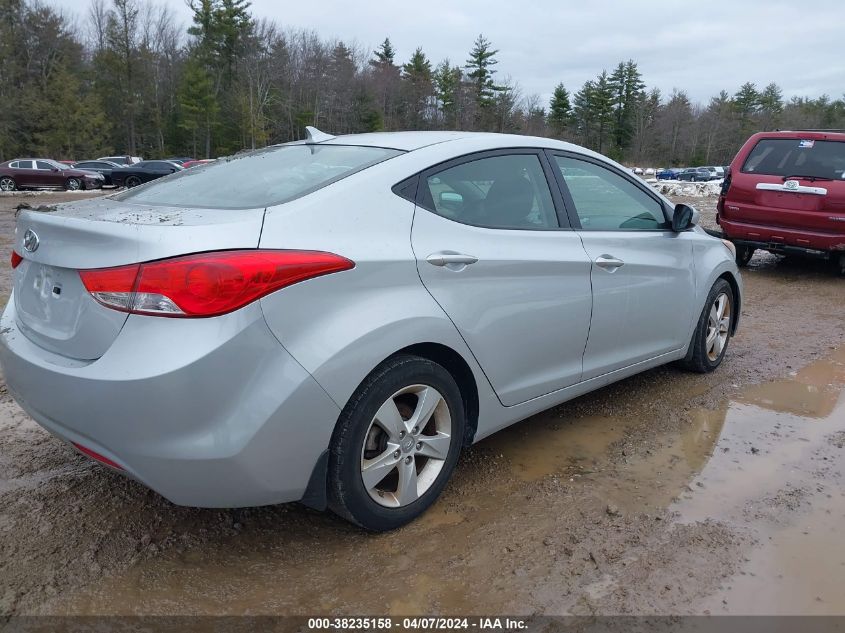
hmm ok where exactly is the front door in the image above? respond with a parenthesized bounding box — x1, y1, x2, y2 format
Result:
(549, 153, 696, 381)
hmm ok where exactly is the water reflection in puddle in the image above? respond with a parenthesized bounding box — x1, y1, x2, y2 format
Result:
(47, 348, 845, 616)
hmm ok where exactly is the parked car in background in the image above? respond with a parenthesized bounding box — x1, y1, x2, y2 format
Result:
(632, 167, 644, 175)
(72, 160, 124, 187)
(97, 155, 142, 166)
(644, 168, 656, 176)
(1, 130, 742, 530)
(182, 159, 216, 168)
(717, 130, 845, 273)
(678, 167, 716, 182)
(656, 168, 683, 180)
(111, 160, 183, 188)
(164, 157, 194, 165)
(0, 159, 104, 191)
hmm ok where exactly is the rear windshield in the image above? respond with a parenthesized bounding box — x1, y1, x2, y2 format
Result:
(742, 138, 845, 179)
(115, 144, 403, 209)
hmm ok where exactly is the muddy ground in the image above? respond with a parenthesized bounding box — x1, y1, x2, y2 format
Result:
(0, 190, 844, 617)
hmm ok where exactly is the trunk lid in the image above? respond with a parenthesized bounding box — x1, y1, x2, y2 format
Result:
(13, 196, 265, 360)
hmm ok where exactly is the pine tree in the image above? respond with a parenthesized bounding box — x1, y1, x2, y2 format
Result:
(465, 34, 503, 128)
(371, 37, 396, 67)
(609, 60, 645, 152)
(402, 47, 433, 128)
(434, 59, 461, 129)
(548, 83, 571, 137)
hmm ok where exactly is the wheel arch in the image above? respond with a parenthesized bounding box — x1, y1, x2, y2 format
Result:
(717, 271, 741, 335)
(395, 342, 480, 447)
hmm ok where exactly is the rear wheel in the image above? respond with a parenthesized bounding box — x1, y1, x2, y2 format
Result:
(328, 355, 465, 531)
(125, 175, 141, 188)
(0, 176, 15, 192)
(735, 245, 755, 267)
(680, 279, 735, 373)
(65, 177, 81, 191)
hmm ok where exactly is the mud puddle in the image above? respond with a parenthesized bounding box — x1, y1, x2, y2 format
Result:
(40, 348, 845, 616)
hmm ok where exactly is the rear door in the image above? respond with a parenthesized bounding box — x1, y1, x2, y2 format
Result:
(728, 137, 845, 239)
(12, 161, 37, 187)
(548, 152, 696, 380)
(410, 150, 593, 406)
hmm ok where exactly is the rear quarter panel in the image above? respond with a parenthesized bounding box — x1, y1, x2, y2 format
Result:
(256, 162, 500, 431)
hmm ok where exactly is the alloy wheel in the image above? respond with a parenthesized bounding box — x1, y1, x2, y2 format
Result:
(0, 177, 15, 192)
(706, 292, 731, 362)
(66, 178, 80, 191)
(360, 384, 452, 508)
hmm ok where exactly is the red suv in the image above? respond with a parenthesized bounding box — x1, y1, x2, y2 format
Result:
(717, 130, 845, 274)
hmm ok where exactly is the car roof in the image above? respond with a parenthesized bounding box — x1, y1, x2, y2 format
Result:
(310, 130, 608, 159)
(748, 130, 845, 141)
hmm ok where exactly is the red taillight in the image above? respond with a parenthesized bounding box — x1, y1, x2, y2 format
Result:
(72, 442, 123, 470)
(10, 251, 22, 269)
(79, 250, 354, 317)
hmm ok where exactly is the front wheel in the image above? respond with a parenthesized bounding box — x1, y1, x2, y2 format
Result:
(65, 177, 82, 191)
(735, 245, 755, 267)
(680, 279, 735, 373)
(328, 355, 465, 531)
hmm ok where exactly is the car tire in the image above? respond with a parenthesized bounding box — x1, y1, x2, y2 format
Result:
(65, 177, 82, 191)
(0, 176, 16, 192)
(125, 176, 141, 188)
(735, 245, 755, 267)
(680, 278, 735, 374)
(327, 354, 465, 531)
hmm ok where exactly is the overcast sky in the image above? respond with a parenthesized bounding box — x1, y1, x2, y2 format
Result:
(54, 0, 844, 107)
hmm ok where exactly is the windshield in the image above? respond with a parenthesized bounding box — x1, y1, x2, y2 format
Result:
(115, 144, 403, 209)
(742, 138, 845, 179)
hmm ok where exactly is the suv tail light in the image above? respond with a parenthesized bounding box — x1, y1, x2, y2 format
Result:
(79, 250, 354, 317)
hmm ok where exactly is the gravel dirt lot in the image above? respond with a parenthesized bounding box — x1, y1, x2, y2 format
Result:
(1, 190, 844, 617)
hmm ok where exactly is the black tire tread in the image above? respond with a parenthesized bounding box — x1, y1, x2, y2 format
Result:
(327, 354, 463, 531)
(680, 278, 734, 373)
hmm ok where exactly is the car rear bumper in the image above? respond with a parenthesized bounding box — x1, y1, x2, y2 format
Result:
(0, 294, 340, 508)
(718, 217, 845, 255)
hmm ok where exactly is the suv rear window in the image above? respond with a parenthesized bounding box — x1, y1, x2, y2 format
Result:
(116, 144, 403, 209)
(742, 138, 845, 180)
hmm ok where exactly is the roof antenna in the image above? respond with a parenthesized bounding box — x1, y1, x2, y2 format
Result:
(305, 126, 336, 143)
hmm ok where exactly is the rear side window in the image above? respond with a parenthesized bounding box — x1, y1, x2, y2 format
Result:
(742, 139, 845, 179)
(117, 145, 403, 209)
(422, 154, 558, 230)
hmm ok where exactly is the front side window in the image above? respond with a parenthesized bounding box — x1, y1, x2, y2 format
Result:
(423, 154, 558, 230)
(742, 138, 845, 179)
(117, 144, 402, 209)
(36, 161, 53, 170)
(554, 156, 667, 230)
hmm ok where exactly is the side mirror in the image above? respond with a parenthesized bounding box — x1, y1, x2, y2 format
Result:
(672, 203, 699, 232)
(51, 167, 59, 172)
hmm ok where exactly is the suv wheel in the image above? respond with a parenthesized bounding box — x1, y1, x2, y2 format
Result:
(735, 245, 755, 267)
(328, 355, 465, 531)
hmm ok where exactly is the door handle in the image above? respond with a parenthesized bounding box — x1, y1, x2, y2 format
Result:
(595, 254, 625, 271)
(426, 251, 479, 267)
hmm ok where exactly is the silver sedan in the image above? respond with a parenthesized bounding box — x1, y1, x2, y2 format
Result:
(0, 130, 741, 530)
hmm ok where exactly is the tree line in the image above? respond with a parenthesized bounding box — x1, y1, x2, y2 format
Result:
(2, 0, 844, 166)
